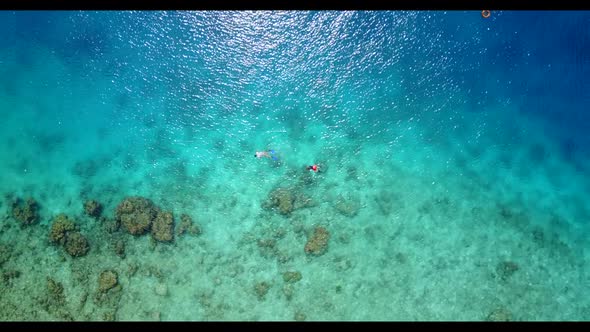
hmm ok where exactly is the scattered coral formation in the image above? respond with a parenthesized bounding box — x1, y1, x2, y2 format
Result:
(282, 271, 302, 283)
(101, 217, 120, 234)
(151, 210, 175, 242)
(48, 214, 90, 257)
(11, 197, 39, 226)
(263, 188, 295, 215)
(155, 283, 168, 297)
(257, 238, 279, 259)
(114, 196, 180, 243)
(64, 232, 90, 257)
(345, 165, 358, 181)
(41, 277, 72, 320)
(294, 311, 306, 321)
(282, 284, 294, 301)
(305, 226, 330, 256)
(113, 239, 125, 258)
(46, 277, 66, 306)
(103, 311, 116, 321)
(293, 192, 316, 210)
(94, 270, 124, 319)
(84, 200, 102, 218)
(496, 261, 519, 281)
(116, 196, 157, 235)
(254, 281, 271, 301)
(486, 307, 512, 321)
(2, 270, 20, 286)
(333, 193, 361, 217)
(0, 245, 11, 267)
(262, 186, 317, 217)
(176, 214, 201, 236)
(531, 227, 545, 244)
(49, 214, 77, 246)
(297, 171, 316, 186)
(98, 270, 118, 293)
(374, 190, 394, 216)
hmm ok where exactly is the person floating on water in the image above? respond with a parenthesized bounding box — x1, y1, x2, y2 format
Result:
(255, 149, 319, 172)
(306, 164, 320, 173)
(255, 149, 279, 161)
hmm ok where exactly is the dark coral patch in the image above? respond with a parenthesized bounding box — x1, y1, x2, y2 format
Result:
(305, 227, 330, 256)
(12, 197, 39, 226)
(115, 196, 158, 236)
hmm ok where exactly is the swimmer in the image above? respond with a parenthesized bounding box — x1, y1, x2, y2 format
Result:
(255, 150, 279, 161)
(306, 164, 320, 173)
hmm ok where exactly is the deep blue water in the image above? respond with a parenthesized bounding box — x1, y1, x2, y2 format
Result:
(3, 11, 588, 153)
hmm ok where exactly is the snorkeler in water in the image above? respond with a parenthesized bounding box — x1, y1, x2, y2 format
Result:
(255, 150, 279, 161)
(306, 164, 320, 172)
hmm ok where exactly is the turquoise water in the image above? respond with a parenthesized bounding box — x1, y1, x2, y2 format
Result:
(1, 10, 589, 321)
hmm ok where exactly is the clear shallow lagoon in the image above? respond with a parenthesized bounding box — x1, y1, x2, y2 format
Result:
(0, 11, 589, 321)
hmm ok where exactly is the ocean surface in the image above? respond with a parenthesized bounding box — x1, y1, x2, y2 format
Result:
(0, 10, 589, 321)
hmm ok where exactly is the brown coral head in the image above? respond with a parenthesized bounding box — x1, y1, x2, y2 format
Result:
(84, 200, 103, 218)
(116, 197, 158, 236)
(98, 270, 119, 293)
(49, 214, 76, 246)
(304, 226, 330, 256)
(64, 232, 90, 257)
(11, 197, 39, 226)
(151, 210, 175, 242)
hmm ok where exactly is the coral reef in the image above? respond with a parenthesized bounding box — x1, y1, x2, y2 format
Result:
(305, 226, 330, 256)
(94, 272, 123, 319)
(176, 214, 202, 236)
(48, 214, 90, 257)
(374, 190, 394, 216)
(83, 200, 102, 218)
(531, 227, 545, 244)
(116, 196, 158, 235)
(126, 263, 138, 277)
(155, 283, 168, 297)
(151, 210, 175, 242)
(101, 217, 120, 234)
(496, 261, 519, 281)
(298, 171, 316, 186)
(486, 307, 512, 321)
(72, 158, 100, 178)
(98, 270, 118, 293)
(49, 214, 77, 246)
(11, 197, 39, 226)
(257, 238, 279, 259)
(0, 245, 11, 267)
(282, 271, 302, 283)
(294, 311, 306, 321)
(103, 311, 116, 321)
(345, 165, 358, 181)
(113, 239, 125, 258)
(262, 186, 317, 217)
(95, 270, 124, 319)
(293, 192, 316, 210)
(46, 278, 66, 306)
(254, 281, 271, 301)
(1, 270, 20, 286)
(64, 232, 90, 257)
(40, 278, 72, 321)
(263, 188, 295, 215)
(333, 193, 361, 217)
(282, 284, 294, 301)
